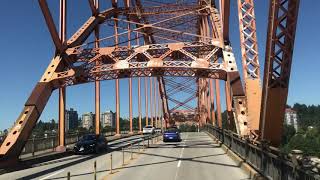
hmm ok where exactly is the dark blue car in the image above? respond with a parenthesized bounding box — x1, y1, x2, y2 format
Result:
(74, 134, 107, 154)
(163, 128, 182, 142)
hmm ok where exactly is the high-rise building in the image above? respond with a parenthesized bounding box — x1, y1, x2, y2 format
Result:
(101, 110, 116, 128)
(65, 108, 79, 131)
(285, 108, 298, 130)
(82, 112, 95, 129)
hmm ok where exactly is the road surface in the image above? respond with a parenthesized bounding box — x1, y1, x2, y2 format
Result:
(107, 132, 250, 180)
(0, 132, 251, 180)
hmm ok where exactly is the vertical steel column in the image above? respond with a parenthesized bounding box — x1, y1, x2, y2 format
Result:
(94, 0, 101, 135)
(116, 79, 120, 135)
(219, 0, 230, 42)
(126, 0, 132, 134)
(260, 0, 300, 146)
(225, 81, 233, 130)
(237, 0, 261, 134)
(210, 79, 216, 126)
(154, 78, 157, 128)
(129, 78, 133, 133)
(113, 0, 120, 135)
(215, 80, 222, 128)
(58, 0, 66, 150)
(145, 77, 148, 126)
(150, 77, 153, 126)
(138, 77, 142, 132)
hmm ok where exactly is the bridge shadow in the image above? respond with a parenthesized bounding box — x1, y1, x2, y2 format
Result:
(15, 133, 239, 179)
(44, 142, 240, 180)
(47, 152, 238, 180)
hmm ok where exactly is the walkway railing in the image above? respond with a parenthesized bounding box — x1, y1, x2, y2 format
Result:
(20, 130, 139, 156)
(205, 125, 320, 180)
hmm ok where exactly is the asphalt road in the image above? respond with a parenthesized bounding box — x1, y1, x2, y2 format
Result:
(0, 135, 148, 180)
(107, 132, 251, 180)
(0, 132, 251, 180)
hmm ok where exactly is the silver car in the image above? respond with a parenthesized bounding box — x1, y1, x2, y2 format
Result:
(143, 125, 155, 134)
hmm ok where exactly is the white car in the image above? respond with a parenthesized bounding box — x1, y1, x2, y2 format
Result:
(143, 125, 155, 134)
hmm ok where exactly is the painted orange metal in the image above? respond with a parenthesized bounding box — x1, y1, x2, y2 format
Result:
(129, 78, 133, 133)
(39, 0, 64, 52)
(0, 0, 301, 163)
(150, 77, 153, 126)
(57, 0, 66, 150)
(94, 0, 101, 136)
(138, 77, 142, 132)
(115, 79, 120, 135)
(219, 0, 230, 42)
(209, 79, 216, 126)
(145, 77, 149, 126)
(237, 0, 262, 136)
(215, 80, 222, 128)
(260, 0, 300, 146)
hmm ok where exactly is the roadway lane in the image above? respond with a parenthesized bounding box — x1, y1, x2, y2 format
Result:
(108, 132, 251, 180)
(0, 134, 147, 180)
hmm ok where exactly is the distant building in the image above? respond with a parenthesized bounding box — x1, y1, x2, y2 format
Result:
(101, 110, 116, 128)
(65, 108, 79, 131)
(82, 112, 95, 129)
(171, 110, 196, 122)
(285, 108, 298, 130)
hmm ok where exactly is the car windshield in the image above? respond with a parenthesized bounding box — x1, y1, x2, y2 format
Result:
(81, 134, 96, 141)
(145, 126, 153, 128)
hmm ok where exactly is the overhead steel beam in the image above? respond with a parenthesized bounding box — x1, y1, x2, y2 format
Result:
(38, 0, 64, 52)
(260, 0, 300, 147)
(219, 0, 230, 42)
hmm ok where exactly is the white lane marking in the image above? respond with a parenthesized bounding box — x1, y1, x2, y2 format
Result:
(39, 169, 65, 180)
(177, 133, 187, 168)
(177, 160, 181, 167)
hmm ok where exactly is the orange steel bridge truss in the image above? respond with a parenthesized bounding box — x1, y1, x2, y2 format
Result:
(0, 0, 300, 166)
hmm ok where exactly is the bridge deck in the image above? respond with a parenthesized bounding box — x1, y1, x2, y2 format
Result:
(109, 132, 250, 180)
(0, 132, 251, 180)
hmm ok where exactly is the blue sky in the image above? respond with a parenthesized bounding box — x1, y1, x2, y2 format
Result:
(0, 1, 319, 130)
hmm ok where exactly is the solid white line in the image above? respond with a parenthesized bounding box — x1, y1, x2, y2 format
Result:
(39, 169, 65, 180)
(177, 160, 181, 167)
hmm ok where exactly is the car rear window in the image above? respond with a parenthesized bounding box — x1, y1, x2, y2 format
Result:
(145, 126, 153, 128)
(165, 128, 178, 133)
(81, 134, 96, 141)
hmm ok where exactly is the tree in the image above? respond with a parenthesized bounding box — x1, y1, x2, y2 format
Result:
(281, 124, 296, 145)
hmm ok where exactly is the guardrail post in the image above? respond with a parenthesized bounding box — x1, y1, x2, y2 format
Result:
(245, 138, 249, 161)
(143, 138, 145, 151)
(67, 172, 71, 180)
(138, 141, 141, 152)
(32, 136, 35, 156)
(51, 137, 54, 151)
(230, 132, 233, 150)
(122, 147, 125, 166)
(94, 161, 97, 180)
(110, 153, 113, 174)
(222, 129, 225, 144)
(130, 142, 133, 160)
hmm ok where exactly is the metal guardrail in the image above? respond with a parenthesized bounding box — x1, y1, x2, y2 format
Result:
(205, 125, 320, 180)
(20, 130, 135, 156)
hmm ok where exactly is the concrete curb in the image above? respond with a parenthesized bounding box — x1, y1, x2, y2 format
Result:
(205, 132, 265, 180)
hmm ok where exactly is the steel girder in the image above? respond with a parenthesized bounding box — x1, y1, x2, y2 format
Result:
(237, 0, 261, 137)
(0, 1, 247, 162)
(260, 0, 300, 146)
